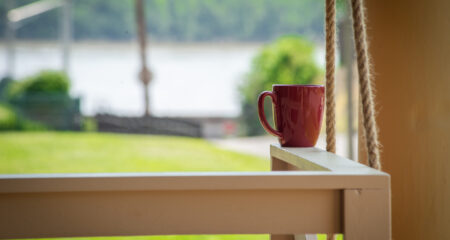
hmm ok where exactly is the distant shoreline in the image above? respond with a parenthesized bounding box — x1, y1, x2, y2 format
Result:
(0, 40, 266, 49)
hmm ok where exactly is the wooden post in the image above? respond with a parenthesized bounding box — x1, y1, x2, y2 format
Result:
(271, 156, 295, 240)
(365, 0, 450, 239)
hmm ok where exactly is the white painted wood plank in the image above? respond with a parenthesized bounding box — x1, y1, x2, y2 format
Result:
(270, 144, 386, 175)
(0, 172, 389, 193)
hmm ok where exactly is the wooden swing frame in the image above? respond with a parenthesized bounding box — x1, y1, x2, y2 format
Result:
(0, 144, 390, 240)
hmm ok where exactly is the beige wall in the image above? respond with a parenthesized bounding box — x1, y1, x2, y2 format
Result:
(366, 0, 450, 239)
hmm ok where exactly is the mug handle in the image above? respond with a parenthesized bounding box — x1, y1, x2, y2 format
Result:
(257, 91, 282, 138)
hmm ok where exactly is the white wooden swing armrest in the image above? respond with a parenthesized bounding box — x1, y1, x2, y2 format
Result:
(0, 144, 390, 240)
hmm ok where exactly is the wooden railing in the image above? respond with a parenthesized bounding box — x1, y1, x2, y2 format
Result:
(0, 144, 391, 240)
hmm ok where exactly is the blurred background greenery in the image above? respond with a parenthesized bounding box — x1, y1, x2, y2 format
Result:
(0, 0, 327, 42)
(239, 36, 321, 135)
(0, 70, 80, 131)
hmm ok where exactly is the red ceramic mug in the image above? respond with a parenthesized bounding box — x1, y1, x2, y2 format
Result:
(257, 84, 325, 147)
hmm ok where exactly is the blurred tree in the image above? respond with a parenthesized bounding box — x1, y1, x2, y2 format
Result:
(135, 0, 152, 116)
(239, 36, 321, 136)
(8, 70, 70, 100)
(72, 0, 134, 40)
(0, 0, 327, 42)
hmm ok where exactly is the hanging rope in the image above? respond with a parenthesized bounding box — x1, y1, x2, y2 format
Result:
(325, 0, 336, 153)
(350, 0, 381, 170)
(324, 0, 381, 169)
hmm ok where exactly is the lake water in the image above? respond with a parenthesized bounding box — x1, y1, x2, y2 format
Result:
(0, 42, 324, 117)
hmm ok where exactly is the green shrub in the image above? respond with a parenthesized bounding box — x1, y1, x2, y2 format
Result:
(0, 104, 19, 130)
(5, 70, 80, 130)
(8, 70, 70, 100)
(239, 36, 321, 136)
(0, 103, 47, 131)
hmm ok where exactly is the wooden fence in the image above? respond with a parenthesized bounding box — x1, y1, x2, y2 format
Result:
(95, 114, 202, 137)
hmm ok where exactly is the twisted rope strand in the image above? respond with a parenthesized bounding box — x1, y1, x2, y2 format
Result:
(325, 0, 336, 153)
(350, 0, 381, 169)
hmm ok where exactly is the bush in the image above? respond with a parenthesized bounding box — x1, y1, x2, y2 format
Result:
(0, 104, 19, 130)
(8, 70, 70, 100)
(239, 36, 321, 136)
(0, 103, 47, 131)
(4, 70, 80, 130)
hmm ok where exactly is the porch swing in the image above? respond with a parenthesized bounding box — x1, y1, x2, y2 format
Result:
(0, 0, 391, 239)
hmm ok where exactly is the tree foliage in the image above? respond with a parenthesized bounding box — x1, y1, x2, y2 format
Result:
(239, 36, 321, 136)
(0, 0, 326, 42)
(8, 71, 70, 100)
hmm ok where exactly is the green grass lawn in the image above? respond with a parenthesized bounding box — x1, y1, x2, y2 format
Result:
(0, 132, 334, 240)
(0, 132, 268, 174)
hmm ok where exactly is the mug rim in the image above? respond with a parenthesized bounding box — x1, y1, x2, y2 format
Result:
(273, 84, 324, 87)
